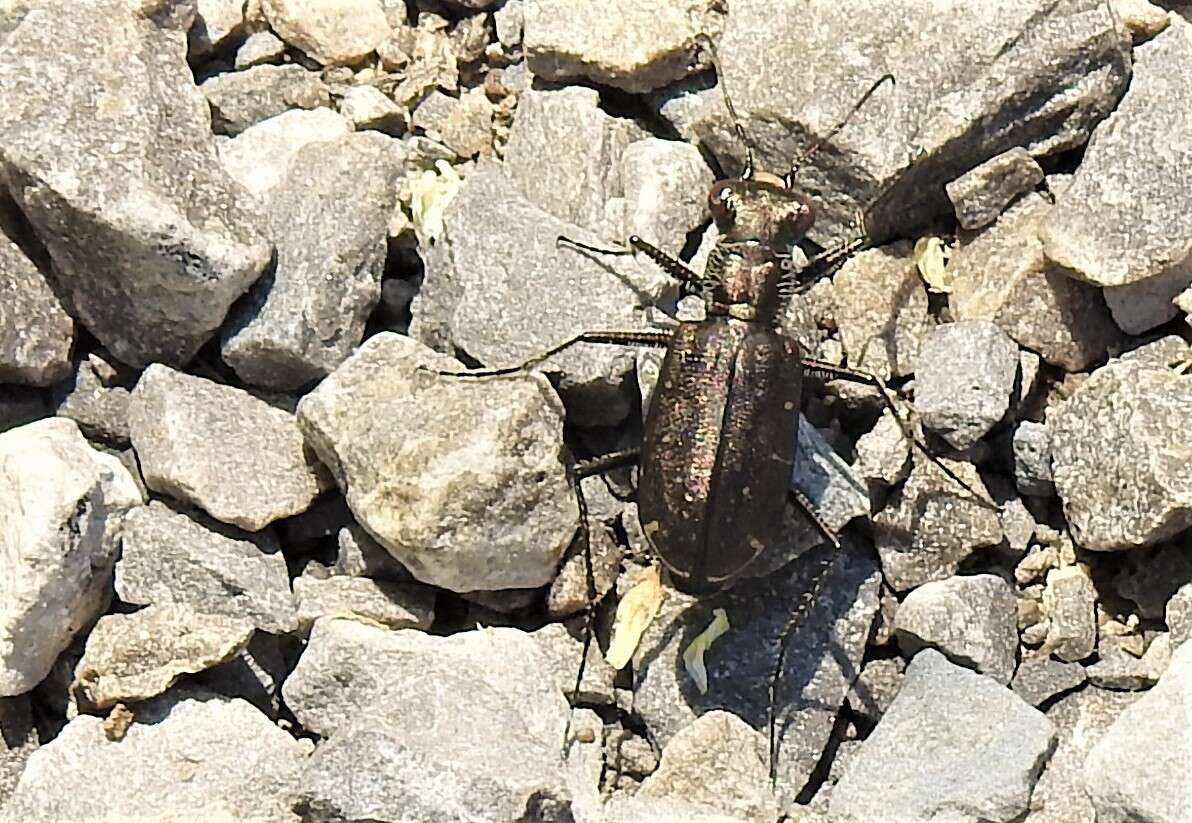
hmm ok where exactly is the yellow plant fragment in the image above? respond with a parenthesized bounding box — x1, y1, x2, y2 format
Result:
(605, 565, 664, 670)
(404, 159, 462, 246)
(913, 236, 953, 293)
(682, 608, 730, 694)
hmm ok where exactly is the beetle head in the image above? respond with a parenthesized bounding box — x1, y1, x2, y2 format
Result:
(707, 171, 815, 251)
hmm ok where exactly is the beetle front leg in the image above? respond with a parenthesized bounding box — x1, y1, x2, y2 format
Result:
(559, 234, 705, 293)
(434, 330, 673, 379)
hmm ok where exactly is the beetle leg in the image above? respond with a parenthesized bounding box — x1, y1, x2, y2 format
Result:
(559, 233, 705, 292)
(433, 330, 673, 379)
(563, 448, 641, 752)
(800, 358, 1002, 512)
(787, 487, 841, 550)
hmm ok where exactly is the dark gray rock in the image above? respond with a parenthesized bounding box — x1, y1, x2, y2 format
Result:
(1011, 655, 1087, 707)
(284, 619, 574, 822)
(530, 621, 617, 706)
(0, 695, 37, 808)
(846, 658, 905, 724)
(202, 64, 332, 136)
(197, 631, 292, 718)
(522, 0, 725, 93)
(0, 385, 49, 434)
(296, 333, 577, 592)
(0, 229, 71, 387)
(1103, 263, 1192, 334)
(915, 320, 1020, 450)
(334, 523, 412, 580)
(873, 455, 1004, 591)
(546, 505, 622, 618)
(260, 0, 389, 65)
(0, 418, 142, 696)
(950, 192, 1123, 372)
(1014, 420, 1055, 497)
(52, 352, 134, 445)
(947, 147, 1045, 230)
(1049, 359, 1192, 550)
(686, 0, 1130, 242)
(852, 406, 912, 488)
(894, 574, 1019, 684)
(829, 649, 1056, 823)
(1085, 639, 1192, 822)
(0, 693, 311, 822)
(1040, 17, 1192, 291)
(128, 365, 329, 531)
(221, 131, 402, 390)
(115, 501, 298, 633)
(0, 0, 272, 369)
(832, 241, 931, 380)
(633, 540, 881, 802)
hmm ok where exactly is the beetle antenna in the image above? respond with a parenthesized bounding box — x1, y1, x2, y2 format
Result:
(784, 74, 895, 186)
(696, 34, 755, 180)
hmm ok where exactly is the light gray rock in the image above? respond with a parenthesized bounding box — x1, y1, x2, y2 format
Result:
(129, 364, 328, 530)
(546, 507, 622, 618)
(189, 0, 246, 57)
(296, 333, 577, 592)
(620, 137, 715, 253)
(1026, 686, 1137, 822)
(1040, 18, 1192, 289)
(0, 0, 272, 369)
(1103, 261, 1192, 333)
(832, 241, 931, 380)
(530, 621, 617, 706)
(916, 320, 1020, 450)
(1085, 642, 1171, 690)
(260, 0, 389, 65)
(1012, 655, 1087, 707)
(376, 18, 459, 106)
(495, 0, 524, 48)
(830, 649, 1056, 823)
(51, 352, 134, 445)
(947, 147, 1045, 230)
(0, 695, 37, 808)
(0, 694, 311, 822)
(635, 711, 780, 823)
(234, 29, 287, 68)
(202, 63, 332, 136)
(334, 523, 412, 580)
(950, 192, 1123, 372)
(633, 541, 881, 802)
(683, 0, 1130, 242)
(1041, 566, 1096, 662)
(0, 228, 72, 387)
(522, 0, 725, 93)
(1113, 0, 1171, 41)
(1084, 639, 1192, 822)
(846, 658, 905, 724)
(338, 83, 407, 134)
(293, 574, 435, 632)
(284, 619, 573, 822)
(72, 604, 254, 709)
(1168, 582, 1192, 646)
(1049, 360, 1192, 550)
(221, 131, 402, 389)
(873, 455, 1003, 591)
(115, 501, 298, 633)
(852, 406, 912, 488)
(410, 87, 494, 158)
(894, 574, 1019, 684)
(413, 166, 670, 428)
(218, 107, 353, 198)
(0, 418, 142, 696)
(1014, 420, 1055, 497)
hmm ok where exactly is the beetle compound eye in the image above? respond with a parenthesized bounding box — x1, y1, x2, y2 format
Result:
(708, 181, 736, 222)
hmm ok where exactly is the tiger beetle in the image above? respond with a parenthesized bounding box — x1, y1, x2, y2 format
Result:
(437, 42, 997, 784)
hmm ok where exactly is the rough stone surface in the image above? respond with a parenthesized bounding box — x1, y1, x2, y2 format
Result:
(197, 631, 291, 718)
(129, 365, 327, 531)
(0, 418, 142, 696)
(337, 84, 406, 134)
(334, 523, 412, 580)
(1113, 0, 1171, 41)
(1012, 655, 1087, 707)
(832, 241, 931, 380)
(523, 0, 725, 93)
(915, 320, 1020, 450)
(0, 694, 311, 822)
(260, 0, 389, 65)
(1084, 640, 1192, 822)
(284, 619, 572, 822)
(673, 0, 1131, 242)
(202, 63, 332, 136)
(293, 574, 435, 632)
(635, 711, 780, 823)
(0, 695, 37, 808)
(846, 658, 905, 724)
(633, 541, 881, 802)
(852, 405, 912, 488)
(1103, 262, 1192, 333)
(1041, 566, 1097, 662)
(894, 574, 1019, 684)
(1040, 18, 1192, 289)
(830, 649, 1056, 823)
(410, 87, 494, 158)
(189, 0, 247, 57)
(873, 455, 1004, 591)
(947, 147, 1045, 230)
(1168, 582, 1192, 646)
(51, 352, 134, 445)
(72, 605, 254, 709)
(1113, 539, 1192, 619)
(1085, 638, 1172, 690)
(950, 192, 1124, 371)
(296, 333, 577, 592)
(1026, 686, 1137, 822)
(218, 107, 353, 198)
(0, 229, 72, 387)
(235, 30, 287, 68)
(0, 0, 272, 369)
(1014, 420, 1055, 497)
(115, 501, 298, 634)
(1049, 359, 1192, 550)
(530, 621, 617, 706)
(221, 131, 402, 390)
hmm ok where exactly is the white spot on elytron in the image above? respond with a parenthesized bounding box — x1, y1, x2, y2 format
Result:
(742, 486, 751, 499)
(749, 537, 765, 552)
(783, 401, 794, 411)
(684, 492, 695, 503)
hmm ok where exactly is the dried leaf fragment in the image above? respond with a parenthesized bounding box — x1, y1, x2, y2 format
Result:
(605, 565, 664, 670)
(914, 236, 953, 293)
(682, 607, 730, 694)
